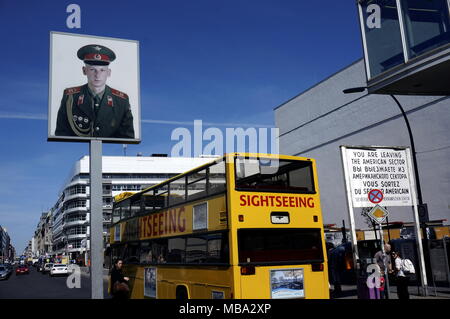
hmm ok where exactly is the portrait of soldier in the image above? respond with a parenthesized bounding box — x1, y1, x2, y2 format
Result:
(55, 44, 135, 139)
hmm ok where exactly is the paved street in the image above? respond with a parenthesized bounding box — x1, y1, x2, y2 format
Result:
(0, 266, 109, 299)
(2, 265, 450, 300)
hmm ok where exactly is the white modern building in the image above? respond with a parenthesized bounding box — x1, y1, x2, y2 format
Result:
(51, 155, 216, 263)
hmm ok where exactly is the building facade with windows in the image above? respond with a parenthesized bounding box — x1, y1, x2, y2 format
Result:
(33, 212, 53, 258)
(274, 59, 450, 231)
(51, 155, 216, 263)
(0, 226, 11, 263)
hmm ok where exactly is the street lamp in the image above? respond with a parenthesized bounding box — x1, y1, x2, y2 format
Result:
(343, 87, 424, 204)
(343, 86, 431, 295)
(343, 87, 428, 209)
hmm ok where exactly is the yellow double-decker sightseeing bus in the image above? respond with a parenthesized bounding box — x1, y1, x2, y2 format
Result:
(109, 153, 329, 299)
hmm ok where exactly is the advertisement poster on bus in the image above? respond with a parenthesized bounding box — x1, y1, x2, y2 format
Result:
(114, 224, 121, 242)
(48, 31, 141, 143)
(270, 268, 304, 299)
(144, 267, 157, 298)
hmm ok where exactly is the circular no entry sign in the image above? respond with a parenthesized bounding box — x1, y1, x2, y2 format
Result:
(368, 189, 384, 204)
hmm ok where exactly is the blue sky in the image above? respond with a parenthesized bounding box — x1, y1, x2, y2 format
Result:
(0, 0, 362, 252)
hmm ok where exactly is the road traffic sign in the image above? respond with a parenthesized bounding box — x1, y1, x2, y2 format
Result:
(341, 147, 413, 207)
(367, 205, 389, 224)
(368, 189, 384, 204)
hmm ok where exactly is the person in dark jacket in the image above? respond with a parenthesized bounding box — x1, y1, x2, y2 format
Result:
(110, 259, 130, 299)
(55, 44, 135, 139)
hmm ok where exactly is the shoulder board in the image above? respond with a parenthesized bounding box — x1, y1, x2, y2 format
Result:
(111, 88, 129, 99)
(64, 86, 82, 95)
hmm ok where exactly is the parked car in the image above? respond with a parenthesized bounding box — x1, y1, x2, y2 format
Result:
(16, 265, 29, 275)
(4, 263, 13, 273)
(42, 263, 53, 274)
(7, 264, 13, 276)
(0, 265, 11, 280)
(50, 264, 69, 277)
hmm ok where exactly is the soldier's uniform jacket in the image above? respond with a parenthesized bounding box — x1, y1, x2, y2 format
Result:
(55, 84, 135, 139)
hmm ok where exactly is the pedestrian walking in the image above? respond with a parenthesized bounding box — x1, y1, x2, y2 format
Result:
(110, 258, 130, 299)
(329, 243, 346, 296)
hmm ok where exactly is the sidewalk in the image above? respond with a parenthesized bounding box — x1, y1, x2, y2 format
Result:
(79, 266, 110, 282)
(78, 267, 450, 299)
(331, 284, 450, 299)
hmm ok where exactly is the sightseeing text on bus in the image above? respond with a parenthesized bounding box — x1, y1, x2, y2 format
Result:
(239, 194, 315, 208)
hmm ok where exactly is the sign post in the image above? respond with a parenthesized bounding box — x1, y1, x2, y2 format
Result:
(90, 139, 103, 299)
(367, 203, 390, 299)
(405, 146, 429, 296)
(341, 145, 428, 296)
(340, 147, 360, 272)
(47, 32, 141, 299)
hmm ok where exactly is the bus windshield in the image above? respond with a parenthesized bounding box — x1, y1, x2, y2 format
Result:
(235, 157, 315, 193)
(238, 228, 324, 265)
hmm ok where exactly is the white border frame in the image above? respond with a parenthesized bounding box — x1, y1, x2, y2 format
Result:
(47, 31, 141, 144)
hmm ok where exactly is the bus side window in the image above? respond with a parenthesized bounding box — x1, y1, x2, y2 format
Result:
(113, 206, 121, 223)
(186, 236, 207, 263)
(168, 177, 187, 206)
(187, 170, 208, 201)
(152, 239, 168, 264)
(167, 238, 186, 263)
(207, 232, 229, 264)
(209, 161, 226, 194)
(124, 242, 140, 264)
(140, 241, 152, 264)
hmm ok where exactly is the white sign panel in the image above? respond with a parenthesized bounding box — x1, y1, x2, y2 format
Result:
(48, 32, 141, 143)
(343, 147, 412, 207)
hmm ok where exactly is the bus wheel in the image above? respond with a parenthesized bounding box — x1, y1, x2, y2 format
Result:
(176, 286, 188, 299)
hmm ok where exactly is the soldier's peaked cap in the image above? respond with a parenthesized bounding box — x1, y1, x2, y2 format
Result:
(77, 44, 116, 65)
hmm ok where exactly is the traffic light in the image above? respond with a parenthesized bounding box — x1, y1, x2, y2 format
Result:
(418, 203, 429, 224)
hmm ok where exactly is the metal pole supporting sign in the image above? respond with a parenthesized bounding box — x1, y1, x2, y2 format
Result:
(368, 204, 390, 299)
(379, 223, 390, 299)
(404, 147, 428, 296)
(340, 146, 360, 272)
(90, 139, 104, 299)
